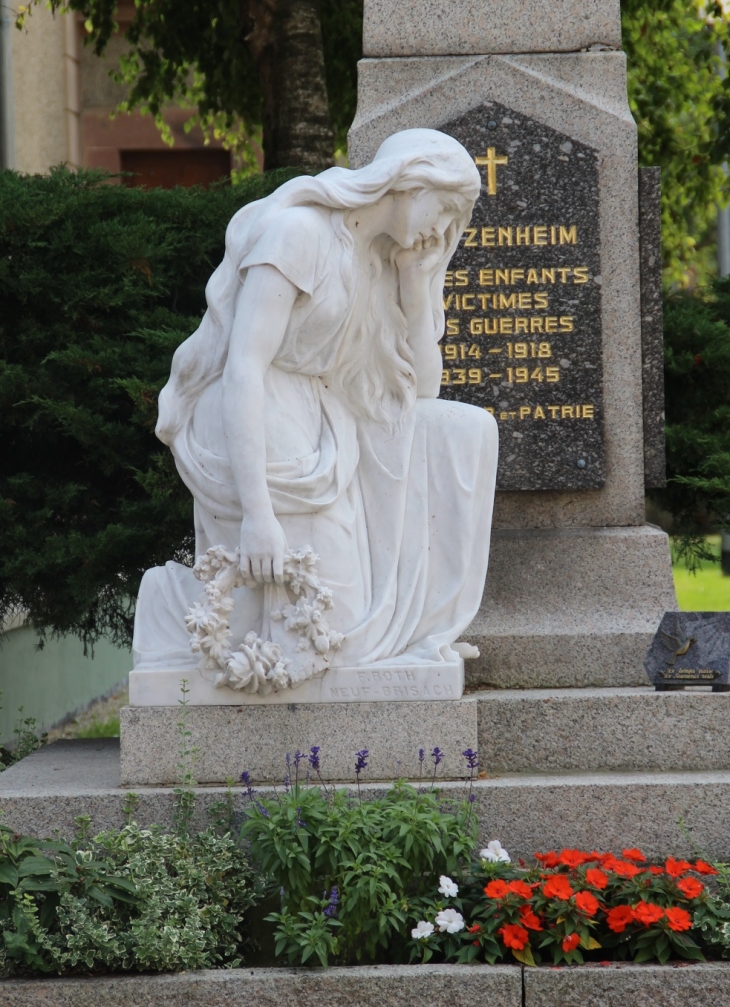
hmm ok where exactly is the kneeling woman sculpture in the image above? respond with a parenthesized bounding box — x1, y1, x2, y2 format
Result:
(133, 128, 498, 699)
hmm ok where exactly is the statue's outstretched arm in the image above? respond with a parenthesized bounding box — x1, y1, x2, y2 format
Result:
(222, 263, 298, 586)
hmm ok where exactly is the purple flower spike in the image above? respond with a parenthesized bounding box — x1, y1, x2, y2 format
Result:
(418, 748, 425, 764)
(324, 886, 340, 917)
(431, 747, 445, 767)
(462, 748, 479, 770)
(240, 770, 251, 786)
(293, 750, 305, 767)
(355, 749, 369, 776)
(309, 746, 321, 771)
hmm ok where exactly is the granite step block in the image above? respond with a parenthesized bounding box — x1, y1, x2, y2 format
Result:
(475, 686, 730, 773)
(1, 741, 729, 862)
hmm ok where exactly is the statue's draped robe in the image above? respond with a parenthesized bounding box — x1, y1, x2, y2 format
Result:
(133, 206, 498, 675)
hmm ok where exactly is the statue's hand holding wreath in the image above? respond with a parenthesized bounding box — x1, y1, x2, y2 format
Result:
(240, 512, 288, 586)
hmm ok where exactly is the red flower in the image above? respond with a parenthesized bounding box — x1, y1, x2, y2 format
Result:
(559, 849, 589, 869)
(665, 907, 692, 932)
(562, 932, 581, 952)
(612, 860, 642, 879)
(676, 876, 704, 899)
(542, 875, 575, 900)
(694, 860, 719, 876)
(647, 866, 664, 875)
(518, 905, 543, 931)
(508, 880, 534, 899)
(606, 905, 635, 933)
(485, 879, 511, 899)
(622, 848, 647, 863)
(535, 851, 560, 868)
(574, 890, 600, 916)
(468, 923, 482, 934)
(585, 868, 609, 890)
(499, 923, 530, 950)
(665, 857, 692, 878)
(633, 902, 665, 926)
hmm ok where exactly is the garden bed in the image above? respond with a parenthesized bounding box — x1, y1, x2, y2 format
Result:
(3, 962, 730, 1007)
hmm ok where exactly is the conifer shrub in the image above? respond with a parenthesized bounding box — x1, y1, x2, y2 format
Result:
(0, 166, 298, 649)
(653, 280, 730, 544)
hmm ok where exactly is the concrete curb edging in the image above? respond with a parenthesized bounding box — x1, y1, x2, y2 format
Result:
(525, 962, 730, 1006)
(0, 964, 520, 1007)
(3, 962, 730, 1006)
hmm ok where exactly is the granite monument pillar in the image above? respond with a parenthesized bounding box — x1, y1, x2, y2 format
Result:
(348, 0, 676, 688)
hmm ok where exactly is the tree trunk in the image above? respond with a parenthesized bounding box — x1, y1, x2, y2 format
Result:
(244, 0, 335, 172)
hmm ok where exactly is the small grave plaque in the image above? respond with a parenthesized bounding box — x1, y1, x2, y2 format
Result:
(439, 102, 604, 490)
(644, 611, 730, 692)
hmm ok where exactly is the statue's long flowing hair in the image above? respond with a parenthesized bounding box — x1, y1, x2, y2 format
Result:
(156, 129, 481, 440)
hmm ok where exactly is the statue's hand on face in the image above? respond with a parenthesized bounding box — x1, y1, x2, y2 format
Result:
(240, 513, 288, 586)
(394, 232, 446, 277)
(388, 188, 457, 259)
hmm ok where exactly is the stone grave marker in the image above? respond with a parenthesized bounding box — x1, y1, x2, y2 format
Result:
(645, 612, 730, 692)
(438, 102, 604, 490)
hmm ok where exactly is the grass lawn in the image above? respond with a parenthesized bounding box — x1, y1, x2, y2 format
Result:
(673, 535, 730, 611)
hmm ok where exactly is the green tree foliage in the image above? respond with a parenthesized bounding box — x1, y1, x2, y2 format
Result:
(0, 167, 298, 649)
(622, 0, 730, 286)
(652, 282, 730, 532)
(21, 0, 362, 169)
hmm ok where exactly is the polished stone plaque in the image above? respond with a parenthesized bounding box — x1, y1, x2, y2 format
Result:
(645, 611, 730, 692)
(440, 102, 604, 490)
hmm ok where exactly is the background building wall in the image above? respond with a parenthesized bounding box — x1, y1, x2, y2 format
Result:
(12, 5, 69, 173)
(0, 622, 130, 746)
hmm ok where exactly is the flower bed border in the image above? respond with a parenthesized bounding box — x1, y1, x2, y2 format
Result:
(3, 962, 730, 1007)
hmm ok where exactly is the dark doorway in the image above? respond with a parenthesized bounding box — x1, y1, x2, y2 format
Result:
(120, 149, 232, 188)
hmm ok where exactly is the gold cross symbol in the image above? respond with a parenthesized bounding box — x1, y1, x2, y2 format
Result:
(474, 147, 508, 195)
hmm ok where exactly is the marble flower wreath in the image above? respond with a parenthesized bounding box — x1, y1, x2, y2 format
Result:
(184, 545, 344, 695)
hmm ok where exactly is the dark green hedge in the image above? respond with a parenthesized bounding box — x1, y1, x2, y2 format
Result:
(653, 282, 730, 533)
(0, 167, 297, 649)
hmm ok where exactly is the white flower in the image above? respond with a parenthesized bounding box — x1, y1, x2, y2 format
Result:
(480, 840, 511, 863)
(438, 875, 459, 898)
(411, 920, 435, 940)
(435, 908, 464, 934)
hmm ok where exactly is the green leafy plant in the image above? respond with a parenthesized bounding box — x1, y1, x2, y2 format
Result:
(0, 815, 264, 976)
(240, 747, 477, 966)
(0, 696, 46, 771)
(172, 679, 200, 837)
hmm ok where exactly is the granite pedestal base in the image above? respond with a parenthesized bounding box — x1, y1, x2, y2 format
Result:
(119, 697, 477, 785)
(463, 525, 676, 688)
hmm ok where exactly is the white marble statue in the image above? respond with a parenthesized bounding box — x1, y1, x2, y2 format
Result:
(132, 128, 498, 703)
